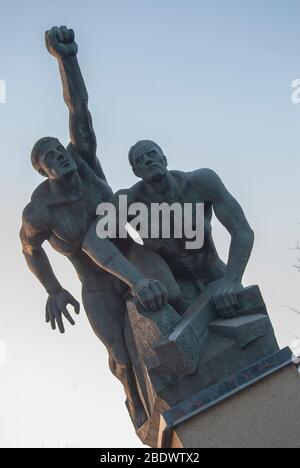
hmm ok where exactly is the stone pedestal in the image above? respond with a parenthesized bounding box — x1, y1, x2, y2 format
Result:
(125, 285, 280, 446)
(125, 285, 282, 446)
(159, 348, 300, 448)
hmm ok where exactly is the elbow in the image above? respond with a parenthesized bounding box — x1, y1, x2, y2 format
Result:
(69, 97, 88, 115)
(250, 227, 255, 243)
(232, 226, 255, 248)
(240, 227, 255, 249)
(247, 228, 255, 254)
(247, 227, 255, 246)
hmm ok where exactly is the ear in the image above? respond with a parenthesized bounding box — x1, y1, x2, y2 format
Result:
(39, 169, 48, 178)
(132, 166, 142, 178)
(163, 155, 168, 167)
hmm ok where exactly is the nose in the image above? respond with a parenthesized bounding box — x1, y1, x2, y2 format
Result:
(145, 156, 153, 166)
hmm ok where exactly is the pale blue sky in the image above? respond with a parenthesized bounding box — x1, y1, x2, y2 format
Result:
(0, 0, 300, 448)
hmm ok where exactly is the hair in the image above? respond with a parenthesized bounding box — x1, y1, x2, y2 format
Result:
(128, 140, 164, 167)
(31, 137, 59, 177)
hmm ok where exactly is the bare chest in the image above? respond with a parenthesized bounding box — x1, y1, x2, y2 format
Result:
(47, 189, 107, 256)
(137, 184, 212, 230)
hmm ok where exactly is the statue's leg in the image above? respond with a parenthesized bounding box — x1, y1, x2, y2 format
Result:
(81, 287, 147, 429)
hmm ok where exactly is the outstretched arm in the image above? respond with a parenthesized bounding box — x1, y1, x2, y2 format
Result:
(193, 169, 254, 317)
(21, 202, 80, 333)
(45, 26, 106, 181)
(82, 218, 169, 312)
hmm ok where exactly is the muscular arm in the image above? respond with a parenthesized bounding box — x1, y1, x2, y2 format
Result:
(206, 170, 253, 283)
(20, 203, 62, 294)
(82, 224, 144, 288)
(45, 26, 106, 181)
(21, 201, 79, 333)
(193, 169, 254, 315)
(82, 216, 168, 312)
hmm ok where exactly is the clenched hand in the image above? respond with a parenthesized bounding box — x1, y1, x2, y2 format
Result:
(45, 26, 78, 59)
(132, 279, 168, 312)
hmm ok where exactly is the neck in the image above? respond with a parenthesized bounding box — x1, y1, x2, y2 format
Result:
(54, 171, 81, 195)
(145, 171, 176, 196)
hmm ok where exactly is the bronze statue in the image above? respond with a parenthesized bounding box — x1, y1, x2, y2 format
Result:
(21, 26, 279, 447)
(20, 26, 181, 429)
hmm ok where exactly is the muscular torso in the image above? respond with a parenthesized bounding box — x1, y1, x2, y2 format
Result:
(31, 157, 119, 289)
(120, 170, 222, 279)
(45, 168, 110, 255)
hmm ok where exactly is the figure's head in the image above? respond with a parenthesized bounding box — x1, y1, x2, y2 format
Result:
(31, 137, 77, 180)
(128, 140, 168, 183)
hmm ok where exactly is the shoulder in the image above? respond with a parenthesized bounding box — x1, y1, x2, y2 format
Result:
(170, 169, 186, 177)
(22, 199, 50, 233)
(188, 168, 225, 190)
(171, 168, 219, 181)
(113, 181, 144, 204)
(31, 179, 51, 202)
(172, 168, 226, 203)
(190, 168, 220, 182)
(171, 168, 222, 189)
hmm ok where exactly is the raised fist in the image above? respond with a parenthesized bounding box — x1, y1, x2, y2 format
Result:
(45, 26, 78, 59)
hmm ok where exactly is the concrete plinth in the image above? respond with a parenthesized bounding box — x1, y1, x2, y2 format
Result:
(159, 348, 300, 448)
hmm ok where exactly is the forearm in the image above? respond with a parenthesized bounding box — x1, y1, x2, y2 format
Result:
(57, 54, 97, 160)
(82, 233, 146, 288)
(225, 229, 254, 283)
(57, 55, 88, 111)
(23, 247, 63, 295)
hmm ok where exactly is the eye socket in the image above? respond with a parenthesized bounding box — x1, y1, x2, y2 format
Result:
(148, 150, 157, 158)
(44, 151, 54, 162)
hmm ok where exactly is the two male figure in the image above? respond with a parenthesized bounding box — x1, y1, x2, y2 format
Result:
(20, 26, 177, 429)
(20, 26, 254, 429)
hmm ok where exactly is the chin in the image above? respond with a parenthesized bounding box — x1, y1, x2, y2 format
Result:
(148, 170, 165, 183)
